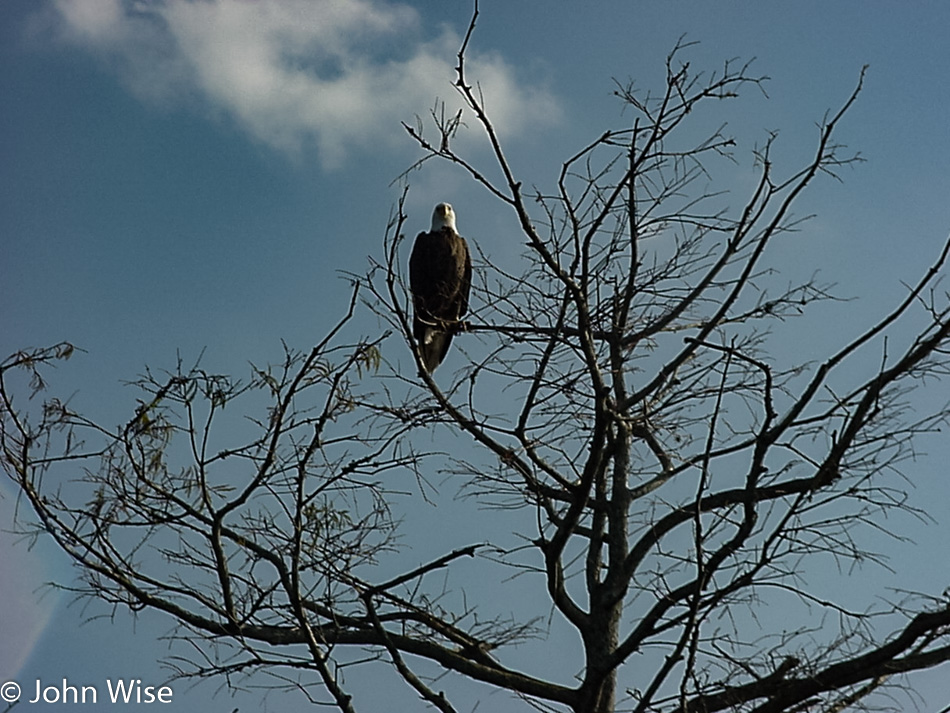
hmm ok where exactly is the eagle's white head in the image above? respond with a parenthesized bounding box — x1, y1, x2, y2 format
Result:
(431, 203, 457, 232)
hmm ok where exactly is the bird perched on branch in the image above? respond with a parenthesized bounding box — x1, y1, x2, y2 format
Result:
(409, 203, 472, 373)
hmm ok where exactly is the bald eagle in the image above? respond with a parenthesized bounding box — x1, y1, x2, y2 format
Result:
(409, 203, 472, 373)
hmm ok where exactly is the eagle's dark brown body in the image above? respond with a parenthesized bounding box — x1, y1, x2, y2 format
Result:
(409, 225, 472, 373)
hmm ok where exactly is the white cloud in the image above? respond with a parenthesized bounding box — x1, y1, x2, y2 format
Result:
(50, 0, 561, 168)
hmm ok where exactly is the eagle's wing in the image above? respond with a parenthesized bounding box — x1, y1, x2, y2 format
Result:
(457, 235, 472, 318)
(409, 228, 470, 373)
(408, 230, 428, 316)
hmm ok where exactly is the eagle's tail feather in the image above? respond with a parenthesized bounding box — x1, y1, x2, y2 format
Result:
(412, 317, 450, 373)
(420, 329, 452, 373)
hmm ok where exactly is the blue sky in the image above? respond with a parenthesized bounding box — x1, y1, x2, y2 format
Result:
(2, 1, 950, 711)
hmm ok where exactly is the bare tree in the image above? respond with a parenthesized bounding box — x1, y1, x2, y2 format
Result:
(4, 7, 950, 713)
